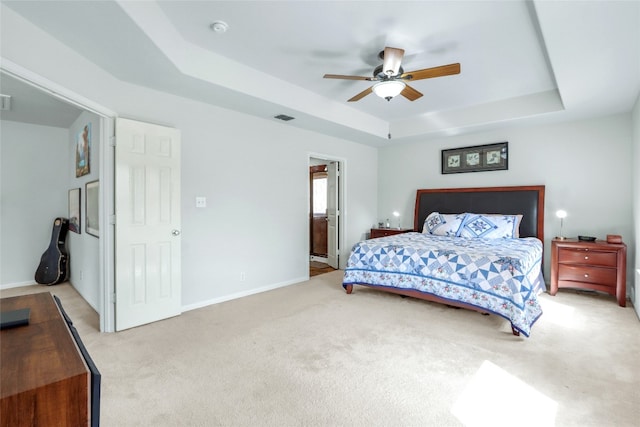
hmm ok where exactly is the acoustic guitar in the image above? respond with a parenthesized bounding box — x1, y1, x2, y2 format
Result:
(35, 217, 70, 286)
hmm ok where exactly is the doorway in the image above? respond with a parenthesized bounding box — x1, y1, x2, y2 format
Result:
(1, 64, 116, 332)
(310, 164, 328, 260)
(309, 156, 342, 276)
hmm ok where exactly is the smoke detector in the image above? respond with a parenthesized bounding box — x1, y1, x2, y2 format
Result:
(210, 21, 229, 33)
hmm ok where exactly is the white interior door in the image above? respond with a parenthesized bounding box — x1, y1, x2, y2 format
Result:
(115, 118, 181, 331)
(326, 161, 339, 269)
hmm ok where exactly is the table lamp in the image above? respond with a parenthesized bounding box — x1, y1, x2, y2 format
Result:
(393, 211, 400, 229)
(556, 210, 567, 240)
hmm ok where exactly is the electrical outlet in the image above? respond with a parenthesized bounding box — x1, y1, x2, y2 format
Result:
(80, 271, 84, 280)
(240, 272, 246, 282)
(195, 197, 207, 208)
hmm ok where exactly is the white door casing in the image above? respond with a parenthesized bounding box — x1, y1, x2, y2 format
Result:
(115, 118, 181, 331)
(326, 161, 339, 269)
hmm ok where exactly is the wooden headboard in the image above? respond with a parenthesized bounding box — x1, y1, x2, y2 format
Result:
(413, 185, 545, 241)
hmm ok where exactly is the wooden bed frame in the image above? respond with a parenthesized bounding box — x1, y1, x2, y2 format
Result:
(345, 185, 546, 336)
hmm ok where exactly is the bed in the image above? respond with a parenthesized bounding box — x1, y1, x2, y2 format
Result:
(343, 185, 546, 337)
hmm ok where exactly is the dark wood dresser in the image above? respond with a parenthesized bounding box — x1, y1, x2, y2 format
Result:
(1, 293, 96, 426)
(550, 238, 627, 306)
(369, 228, 414, 239)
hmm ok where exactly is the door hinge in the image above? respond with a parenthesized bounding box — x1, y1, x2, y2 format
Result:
(109, 136, 116, 147)
(110, 292, 116, 304)
(109, 214, 116, 225)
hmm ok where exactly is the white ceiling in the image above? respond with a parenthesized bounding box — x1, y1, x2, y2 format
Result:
(1, 0, 639, 146)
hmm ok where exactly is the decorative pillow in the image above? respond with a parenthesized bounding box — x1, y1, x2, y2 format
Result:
(423, 212, 466, 236)
(458, 213, 523, 239)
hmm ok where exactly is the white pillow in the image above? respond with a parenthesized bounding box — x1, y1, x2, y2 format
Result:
(458, 213, 523, 239)
(423, 212, 466, 236)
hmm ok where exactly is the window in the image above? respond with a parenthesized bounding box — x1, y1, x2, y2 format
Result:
(312, 173, 327, 214)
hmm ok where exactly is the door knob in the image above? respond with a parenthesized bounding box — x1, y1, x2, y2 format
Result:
(171, 229, 181, 236)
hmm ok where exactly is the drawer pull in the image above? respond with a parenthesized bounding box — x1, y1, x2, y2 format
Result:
(584, 273, 589, 278)
(584, 256, 589, 260)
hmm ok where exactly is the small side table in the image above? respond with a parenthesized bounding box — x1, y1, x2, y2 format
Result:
(369, 228, 413, 239)
(550, 238, 627, 306)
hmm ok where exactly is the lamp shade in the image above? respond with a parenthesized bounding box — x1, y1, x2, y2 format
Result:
(372, 81, 406, 99)
(556, 209, 567, 240)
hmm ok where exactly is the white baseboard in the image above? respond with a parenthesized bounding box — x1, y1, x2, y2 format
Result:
(310, 255, 328, 263)
(181, 276, 308, 313)
(1, 281, 37, 291)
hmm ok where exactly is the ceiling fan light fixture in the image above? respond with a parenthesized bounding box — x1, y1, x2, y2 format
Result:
(383, 58, 402, 77)
(372, 80, 406, 101)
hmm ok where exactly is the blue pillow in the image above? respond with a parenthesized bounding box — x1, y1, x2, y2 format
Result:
(458, 214, 523, 239)
(423, 212, 466, 236)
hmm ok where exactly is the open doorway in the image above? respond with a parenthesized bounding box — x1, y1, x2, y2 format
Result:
(310, 164, 328, 260)
(1, 65, 116, 332)
(309, 156, 342, 277)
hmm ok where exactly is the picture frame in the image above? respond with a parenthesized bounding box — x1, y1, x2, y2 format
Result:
(68, 188, 81, 234)
(85, 180, 99, 238)
(75, 123, 91, 177)
(441, 142, 508, 174)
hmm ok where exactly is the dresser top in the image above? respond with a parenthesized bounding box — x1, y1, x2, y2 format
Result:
(552, 238, 626, 249)
(1, 293, 88, 397)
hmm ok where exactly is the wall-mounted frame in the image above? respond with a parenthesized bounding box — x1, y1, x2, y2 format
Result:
(441, 141, 508, 174)
(75, 123, 91, 177)
(68, 188, 81, 234)
(85, 180, 99, 238)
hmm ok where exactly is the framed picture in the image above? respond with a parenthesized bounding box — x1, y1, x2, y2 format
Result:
(68, 188, 81, 234)
(85, 180, 99, 238)
(75, 123, 91, 177)
(442, 142, 508, 174)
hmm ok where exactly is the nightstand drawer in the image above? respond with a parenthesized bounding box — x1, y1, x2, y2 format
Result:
(558, 249, 617, 267)
(558, 264, 617, 286)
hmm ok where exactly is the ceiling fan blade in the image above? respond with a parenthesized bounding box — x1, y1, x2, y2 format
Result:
(400, 63, 461, 81)
(382, 47, 405, 76)
(323, 74, 372, 81)
(348, 86, 373, 102)
(400, 84, 423, 101)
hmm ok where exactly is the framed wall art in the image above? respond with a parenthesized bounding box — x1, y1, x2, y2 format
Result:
(441, 142, 508, 174)
(68, 188, 81, 234)
(75, 123, 91, 177)
(85, 180, 99, 237)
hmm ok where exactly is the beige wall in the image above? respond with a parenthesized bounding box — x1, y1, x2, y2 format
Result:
(631, 93, 640, 317)
(378, 114, 634, 285)
(66, 111, 101, 311)
(1, 3, 379, 309)
(0, 121, 69, 287)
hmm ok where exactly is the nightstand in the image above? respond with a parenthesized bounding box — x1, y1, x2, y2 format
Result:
(369, 228, 413, 239)
(550, 238, 627, 306)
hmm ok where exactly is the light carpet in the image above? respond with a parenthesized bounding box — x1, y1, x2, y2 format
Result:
(2, 270, 639, 426)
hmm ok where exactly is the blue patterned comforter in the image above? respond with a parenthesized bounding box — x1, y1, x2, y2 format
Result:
(343, 232, 545, 336)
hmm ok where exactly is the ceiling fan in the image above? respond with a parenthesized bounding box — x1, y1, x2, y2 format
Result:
(324, 47, 460, 102)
